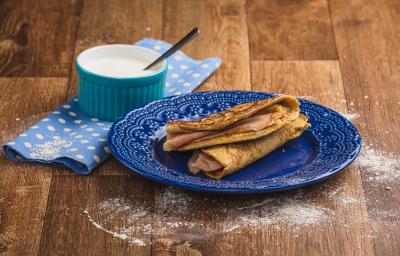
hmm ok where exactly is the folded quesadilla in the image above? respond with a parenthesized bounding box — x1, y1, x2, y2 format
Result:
(163, 95, 300, 151)
(188, 115, 310, 179)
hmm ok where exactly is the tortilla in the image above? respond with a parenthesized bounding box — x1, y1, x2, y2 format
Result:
(163, 95, 300, 151)
(188, 115, 310, 179)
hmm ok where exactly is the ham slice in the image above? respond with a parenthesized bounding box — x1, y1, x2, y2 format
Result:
(188, 151, 223, 174)
(166, 131, 214, 149)
(203, 111, 284, 138)
(167, 111, 285, 150)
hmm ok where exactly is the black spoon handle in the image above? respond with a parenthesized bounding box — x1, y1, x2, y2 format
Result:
(144, 27, 200, 70)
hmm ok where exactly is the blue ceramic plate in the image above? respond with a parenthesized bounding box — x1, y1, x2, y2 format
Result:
(108, 91, 362, 193)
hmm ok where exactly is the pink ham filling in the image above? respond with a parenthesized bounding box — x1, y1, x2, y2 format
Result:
(188, 151, 223, 174)
(167, 131, 212, 148)
(168, 111, 284, 149)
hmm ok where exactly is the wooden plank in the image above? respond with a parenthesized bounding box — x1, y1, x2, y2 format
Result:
(0, 161, 53, 255)
(0, 78, 68, 120)
(37, 1, 164, 254)
(0, 78, 68, 255)
(249, 60, 374, 255)
(37, 175, 154, 255)
(66, 0, 164, 97)
(163, 0, 251, 91)
(330, 0, 400, 253)
(150, 0, 251, 254)
(247, 0, 337, 60)
(0, 0, 82, 77)
(59, 0, 165, 175)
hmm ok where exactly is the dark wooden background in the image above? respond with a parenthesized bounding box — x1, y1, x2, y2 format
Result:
(0, 0, 399, 255)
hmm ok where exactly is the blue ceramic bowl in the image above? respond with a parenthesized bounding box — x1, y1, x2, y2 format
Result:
(76, 44, 167, 121)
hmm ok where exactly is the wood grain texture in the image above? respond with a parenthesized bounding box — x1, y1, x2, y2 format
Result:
(0, 0, 399, 254)
(60, 0, 164, 175)
(151, 1, 251, 254)
(163, 0, 251, 91)
(0, 0, 82, 77)
(250, 60, 374, 255)
(0, 78, 68, 120)
(0, 162, 53, 255)
(330, 0, 400, 253)
(35, 1, 164, 254)
(38, 175, 155, 255)
(0, 78, 68, 255)
(66, 0, 164, 97)
(247, 0, 337, 60)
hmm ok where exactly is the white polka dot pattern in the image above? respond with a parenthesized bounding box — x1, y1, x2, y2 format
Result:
(3, 38, 221, 175)
(136, 38, 221, 97)
(93, 155, 100, 163)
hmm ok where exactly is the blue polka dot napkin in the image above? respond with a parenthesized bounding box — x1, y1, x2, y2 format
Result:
(3, 38, 222, 175)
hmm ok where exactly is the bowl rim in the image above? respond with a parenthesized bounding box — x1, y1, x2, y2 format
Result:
(76, 44, 167, 81)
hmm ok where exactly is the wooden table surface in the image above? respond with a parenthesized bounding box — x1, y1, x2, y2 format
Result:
(1, 0, 399, 255)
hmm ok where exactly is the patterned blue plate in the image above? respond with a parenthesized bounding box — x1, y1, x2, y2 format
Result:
(108, 91, 362, 193)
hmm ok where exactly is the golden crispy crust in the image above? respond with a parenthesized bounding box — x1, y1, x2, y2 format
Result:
(201, 115, 310, 179)
(163, 95, 300, 151)
(166, 95, 299, 133)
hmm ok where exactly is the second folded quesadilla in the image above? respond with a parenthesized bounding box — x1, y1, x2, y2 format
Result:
(163, 95, 300, 151)
(188, 115, 310, 179)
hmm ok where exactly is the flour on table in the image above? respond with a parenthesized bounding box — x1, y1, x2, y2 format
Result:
(83, 187, 339, 246)
(297, 95, 316, 101)
(295, 94, 361, 122)
(81, 94, 400, 247)
(356, 142, 400, 183)
(340, 195, 358, 204)
(83, 198, 151, 246)
(341, 112, 360, 121)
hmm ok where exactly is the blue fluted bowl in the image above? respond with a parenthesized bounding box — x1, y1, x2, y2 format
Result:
(76, 44, 167, 121)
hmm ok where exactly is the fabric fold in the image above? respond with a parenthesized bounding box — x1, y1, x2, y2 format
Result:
(3, 39, 222, 174)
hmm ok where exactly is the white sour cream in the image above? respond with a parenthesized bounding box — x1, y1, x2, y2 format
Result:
(84, 57, 155, 78)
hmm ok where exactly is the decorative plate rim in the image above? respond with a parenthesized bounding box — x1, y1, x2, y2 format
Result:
(108, 91, 362, 193)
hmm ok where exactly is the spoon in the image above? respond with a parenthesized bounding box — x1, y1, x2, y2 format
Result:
(144, 27, 200, 70)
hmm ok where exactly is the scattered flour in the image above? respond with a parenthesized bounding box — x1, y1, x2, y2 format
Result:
(342, 112, 360, 121)
(340, 195, 358, 205)
(297, 95, 316, 101)
(29, 138, 70, 160)
(81, 94, 400, 247)
(83, 198, 151, 246)
(85, 213, 146, 246)
(149, 126, 166, 140)
(84, 188, 339, 246)
(294, 93, 360, 122)
(356, 144, 400, 183)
